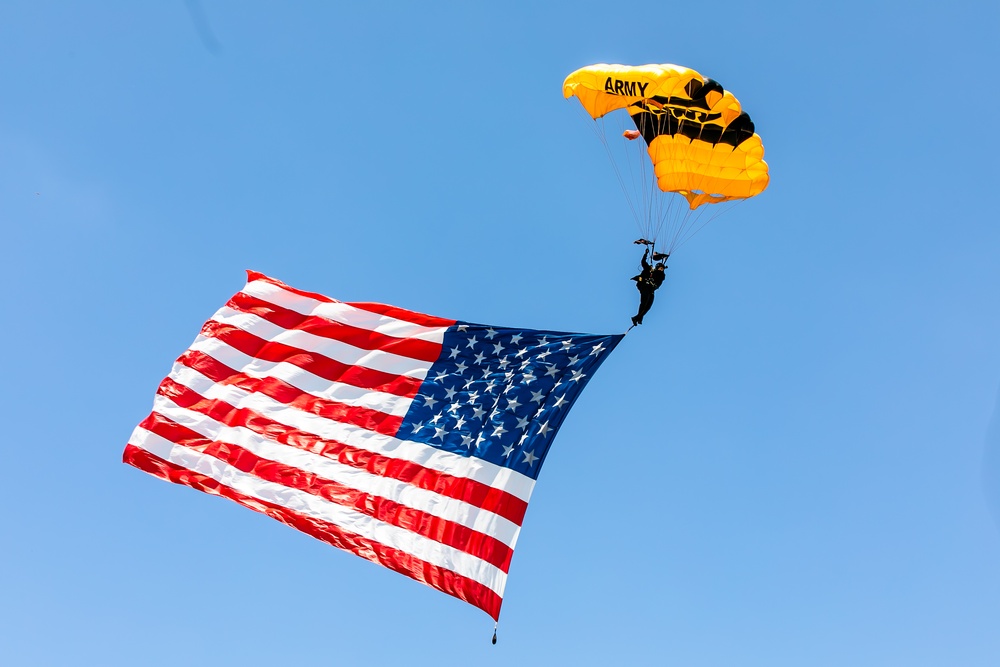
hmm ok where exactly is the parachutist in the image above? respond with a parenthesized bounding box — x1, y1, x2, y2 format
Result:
(630, 247, 666, 327)
(566, 64, 769, 256)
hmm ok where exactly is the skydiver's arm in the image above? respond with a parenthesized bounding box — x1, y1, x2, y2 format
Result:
(641, 249, 650, 270)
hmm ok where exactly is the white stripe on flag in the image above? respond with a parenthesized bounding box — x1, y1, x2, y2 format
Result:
(166, 360, 538, 504)
(128, 426, 509, 596)
(169, 351, 416, 417)
(150, 395, 523, 547)
(209, 308, 434, 379)
(242, 280, 449, 343)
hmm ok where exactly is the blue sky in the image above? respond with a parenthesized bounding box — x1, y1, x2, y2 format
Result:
(3, 2, 999, 665)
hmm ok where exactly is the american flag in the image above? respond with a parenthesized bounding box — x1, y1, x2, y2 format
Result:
(124, 271, 623, 620)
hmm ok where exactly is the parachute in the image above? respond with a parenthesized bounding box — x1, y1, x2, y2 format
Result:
(564, 63, 769, 253)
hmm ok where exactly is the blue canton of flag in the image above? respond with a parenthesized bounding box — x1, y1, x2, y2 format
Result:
(397, 323, 624, 479)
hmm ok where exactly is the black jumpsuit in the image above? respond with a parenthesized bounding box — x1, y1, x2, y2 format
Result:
(631, 250, 665, 326)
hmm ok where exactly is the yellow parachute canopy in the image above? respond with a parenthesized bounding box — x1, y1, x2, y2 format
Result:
(564, 63, 769, 210)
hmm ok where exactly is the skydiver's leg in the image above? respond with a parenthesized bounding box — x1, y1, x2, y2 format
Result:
(642, 293, 654, 320)
(635, 290, 655, 325)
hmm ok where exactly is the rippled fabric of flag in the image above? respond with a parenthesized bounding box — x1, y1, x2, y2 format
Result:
(123, 271, 623, 620)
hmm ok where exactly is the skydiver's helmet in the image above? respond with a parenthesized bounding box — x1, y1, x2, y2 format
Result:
(654, 262, 666, 272)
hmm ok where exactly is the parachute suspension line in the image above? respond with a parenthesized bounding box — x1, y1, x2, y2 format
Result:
(661, 191, 683, 254)
(661, 136, 711, 253)
(674, 210, 709, 251)
(574, 102, 690, 255)
(676, 137, 744, 251)
(662, 207, 686, 253)
(653, 192, 667, 253)
(607, 118, 646, 236)
(628, 109, 664, 249)
(634, 118, 657, 246)
(618, 111, 656, 247)
(678, 135, 710, 250)
(643, 115, 670, 250)
(595, 106, 660, 249)
(669, 187, 705, 251)
(582, 108, 643, 232)
(678, 121, 728, 250)
(640, 124, 663, 248)
(673, 200, 742, 252)
(647, 188, 679, 256)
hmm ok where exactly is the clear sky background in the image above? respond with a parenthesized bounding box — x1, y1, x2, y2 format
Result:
(3, 2, 999, 665)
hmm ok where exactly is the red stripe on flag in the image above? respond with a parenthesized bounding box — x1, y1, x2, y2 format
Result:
(123, 443, 503, 619)
(344, 301, 458, 328)
(245, 271, 456, 329)
(158, 369, 530, 526)
(227, 291, 443, 363)
(177, 349, 403, 435)
(140, 412, 514, 572)
(199, 320, 423, 398)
